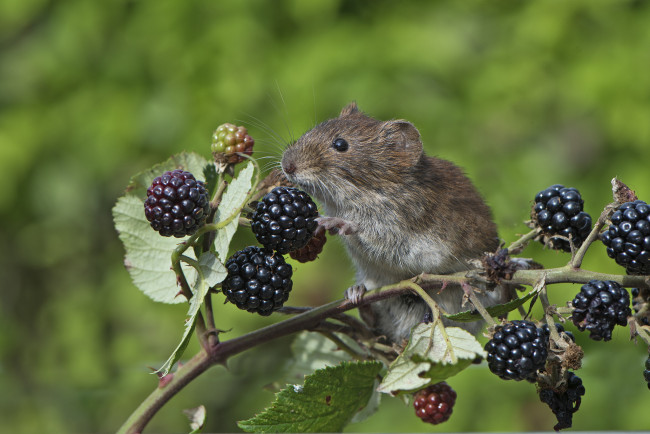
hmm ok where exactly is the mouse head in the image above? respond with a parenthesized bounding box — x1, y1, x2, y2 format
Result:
(282, 102, 424, 206)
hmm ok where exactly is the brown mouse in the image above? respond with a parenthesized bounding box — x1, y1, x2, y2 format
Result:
(281, 102, 505, 342)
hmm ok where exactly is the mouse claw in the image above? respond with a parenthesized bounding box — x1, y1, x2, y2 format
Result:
(316, 216, 358, 235)
(344, 284, 367, 305)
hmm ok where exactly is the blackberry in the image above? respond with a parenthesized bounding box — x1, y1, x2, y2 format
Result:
(413, 382, 456, 425)
(222, 246, 293, 316)
(644, 355, 650, 390)
(211, 123, 254, 164)
(485, 320, 548, 381)
(570, 280, 631, 341)
(601, 200, 650, 275)
(251, 187, 319, 254)
(539, 372, 585, 431)
(144, 170, 210, 237)
(531, 184, 592, 252)
(289, 225, 327, 263)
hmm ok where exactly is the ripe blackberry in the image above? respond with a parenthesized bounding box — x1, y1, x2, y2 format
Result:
(644, 355, 650, 390)
(485, 320, 548, 381)
(601, 200, 650, 275)
(251, 187, 319, 254)
(539, 372, 585, 431)
(211, 123, 254, 164)
(531, 184, 592, 252)
(570, 280, 631, 341)
(144, 170, 210, 237)
(222, 246, 293, 316)
(413, 382, 456, 425)
(289, 225, 327, 263)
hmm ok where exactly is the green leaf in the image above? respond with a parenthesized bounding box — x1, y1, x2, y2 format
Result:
(196, 251, 227, 288)
(238, 361, 382, 433)
(112, 194, 197, 304)
(443, 287, 539, 322)
(377, 323, 485, 395)
(155, 263, 211, 376)
(213, 162, 254, 262)
(284, 332, 380, 425)
(126, 152, 211, 199)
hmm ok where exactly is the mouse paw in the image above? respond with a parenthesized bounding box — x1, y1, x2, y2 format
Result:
(344, 284, 367, 305)
(316, 216, 358, 235)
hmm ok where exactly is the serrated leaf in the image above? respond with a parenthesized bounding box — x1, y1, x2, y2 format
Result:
(444, 287, 539, 322)
(156, 265, 211, 376)
(284, 332, 380, 425)
(238, 361, 382, 433)
(112, 195, 197, 304)
(126, 152, 211, 199)
(213, 162, 254, 262)
(377, 323, 484, 395)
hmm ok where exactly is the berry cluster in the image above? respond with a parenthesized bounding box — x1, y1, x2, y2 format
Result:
(289, 225, 327, 263)
(601, 200, 650, 275)
(221, 246, 293, 316)
(539, 372, 586, 431)
(413, 382, 457, 425)
(570, 280, 631, 341)
(531, 185, 592, 252)
(485, 320, 549, 381)
(144, 170, 210, 237)
(211, 123, 254, 164)
(251, 187, 319, 254)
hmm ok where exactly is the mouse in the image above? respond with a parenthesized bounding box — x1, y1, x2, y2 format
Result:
(281, 102, 506, 343)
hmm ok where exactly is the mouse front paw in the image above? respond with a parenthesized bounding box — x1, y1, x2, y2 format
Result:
(344, 284, 367, 305)
(316, 216, 358, 236)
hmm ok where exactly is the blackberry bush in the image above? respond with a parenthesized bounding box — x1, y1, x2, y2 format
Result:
(570, 280, 631, 341)
(222, 246, 293, 316)
(251, 187, 319, 254)
(144, 170, 210, 237)
(211, 123, 254, 164)
(485, 320, 549, 381)
(601, 200, 650, 275)
(539, 372, 586, 431)
(531, 184, 592, 252)
(413, 382, 457, 425)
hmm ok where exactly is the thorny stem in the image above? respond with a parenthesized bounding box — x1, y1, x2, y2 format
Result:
(507, 228, 541, 254)
(569, 203, 617, 269)
(119, 265, 650, 434)
(460, 281, 497, 327)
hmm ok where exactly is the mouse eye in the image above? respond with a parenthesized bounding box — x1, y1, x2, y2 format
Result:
(332, 138, 349, 152)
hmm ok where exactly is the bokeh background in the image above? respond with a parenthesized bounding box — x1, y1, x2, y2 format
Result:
(2, 0, 650, 432)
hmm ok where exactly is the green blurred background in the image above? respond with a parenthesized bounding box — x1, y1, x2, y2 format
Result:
(1, 0, 649, 432)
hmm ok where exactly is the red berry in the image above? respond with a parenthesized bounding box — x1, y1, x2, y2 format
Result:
(211, 123, 254, 164)
(289, 225, 326, 262)
(413, 382, 456, 425)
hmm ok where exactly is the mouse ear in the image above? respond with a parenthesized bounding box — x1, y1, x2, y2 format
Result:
(381, 120, 423, 163)
(340, 102, 359, 117)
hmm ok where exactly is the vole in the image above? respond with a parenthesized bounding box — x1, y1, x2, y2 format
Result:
(281, 102, 505, 342)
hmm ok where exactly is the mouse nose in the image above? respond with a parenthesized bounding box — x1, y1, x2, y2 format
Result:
(283, 160, 296, 175)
